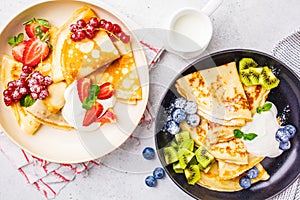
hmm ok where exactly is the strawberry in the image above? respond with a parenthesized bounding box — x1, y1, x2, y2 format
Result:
(97, 82, 114, 100)
(82, 102, 104, 126)
(11, 40, 27, 62)
(77, 78, 92, 103)
(23, 18, 50, 38)
(96, 109, 116, 125)
(23, 37, 50, 67)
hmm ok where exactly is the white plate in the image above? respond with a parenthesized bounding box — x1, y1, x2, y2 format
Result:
(0, 1, 149, 163)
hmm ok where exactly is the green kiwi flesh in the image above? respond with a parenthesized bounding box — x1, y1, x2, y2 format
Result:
(163, 146, 178, 165)
(195, 146, 214, 169)
(179, 139, 194, 151)
(259, 66, 280, 89)
(239, 69, 253, 86)
(173, 162, 184, 173)
(178, 148, 195, 169)
(184, 164, 201, 185)
(175, 130, 190, 146)
(249, 67, 263, 85)
(239, 58, 258, 71)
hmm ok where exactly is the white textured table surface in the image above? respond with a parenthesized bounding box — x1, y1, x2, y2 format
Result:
(0, 0, 299, 199)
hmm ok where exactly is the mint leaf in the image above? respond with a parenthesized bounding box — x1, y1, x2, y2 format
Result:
(256, 103, 272, 114)
(243, 133, 258, 141)
(82, 84, 100, 110)
(234, 129, 244, 139)
(20, 95, 36, 107)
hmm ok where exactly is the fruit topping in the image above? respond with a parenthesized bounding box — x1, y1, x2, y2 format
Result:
(184, 164, 201, 185)
(23, 36, 50, 67)
(195, 146, 214, 169)
(275, 128, 289, 143)
(246, 166, 259, 179)
(163, 146, 178, 165)
(3, 68, 52, 107)
(82, 102, 104, 126)
(284, 124, 296, 139)
(97, 82, 114, 100)
(173, 97, 186, 109)
(69, 17, 130, 43)
(186, 114, 200, 127)
(23, 18, 50, 38)
(77, 78, 92, 103)
(96, 109, 117, 125)
(279, 141, 291, 151)
(142, 147, 155, 160)
(165, 120, 180, 135)
(183, 101, 198, 114)
(11, 40, 27, 63)
(171, 108, 186, 123)
(238, 58, 258, 71)
(145, 176, 157, 187)
(153, 167, 165, 179)
(178, 148, 195, 169)
(259, 66, 280, 90)
(239, 176, 251, 189)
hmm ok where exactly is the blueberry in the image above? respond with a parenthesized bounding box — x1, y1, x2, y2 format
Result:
(284, 124, 296, 139)
(172, 108, 187, 123)
(246, 166, 258, 179)
(145, 176, 157, 187)
(142, 147, 155, 160)
(153, 167, 165, 179)
(279, 141, 291, 151)
(166, 120, 180, 135)
(186, 114, 200, 127)
(275, 128, 289, 143)
(239, 176, 251, 189)
(183, 101, 198, 114)
(174, 97, 186, 109)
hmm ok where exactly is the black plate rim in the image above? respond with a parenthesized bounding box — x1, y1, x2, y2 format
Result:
(154, 48, 300, 200)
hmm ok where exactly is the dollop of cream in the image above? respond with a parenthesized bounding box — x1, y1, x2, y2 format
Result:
(241, 102, 283, 158)
(62, 81, 115, 132)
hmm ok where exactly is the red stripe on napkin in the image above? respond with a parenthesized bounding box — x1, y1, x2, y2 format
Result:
(40, 179, 57, 196)
(140, 41, 159, 53)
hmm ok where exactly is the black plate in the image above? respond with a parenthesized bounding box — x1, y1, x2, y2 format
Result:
(155, 49, 300, 200)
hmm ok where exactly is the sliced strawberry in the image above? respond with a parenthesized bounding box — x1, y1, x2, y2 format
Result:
(23, 37, 50, 67)
(96, 109, 117, 125)
(11, 40, 27, 62)
(23, 18, 50, 38)
(77, 78, 92, 103)
(82, 102, 104, 126)
(97, 82, 114, 100)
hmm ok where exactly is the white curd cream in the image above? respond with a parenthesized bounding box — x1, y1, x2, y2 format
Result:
(241, 102, 283, 158)
(62, 81, 115, 132)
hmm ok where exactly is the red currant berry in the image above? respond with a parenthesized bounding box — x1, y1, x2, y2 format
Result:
(16, 79, 27, 87)
(30, 85, 42, 94)
(70, 33, 79, 42)
(12, 90, 22, 100)
(104, 21, 113, 32)
(20, 71, 29, 79)
(119, 32, 130, 43)
(77, 19, 87, 29)
(112, 24, 122, 34)
(89, 17, 99, 28)
(70, 24, 78, 33)
(4, 96, 13, 106)
(85, 31, 96, 39)
(44, 76, 53, 86)
(76, 30, 86, 40)
(7, 81, 16, 88)
(19, 87, 29, 95)
(30, 92, 38, 100)
(3, 89, 12, 96)
(38, 89, 49, 100)
(35, 74, 45, 83)
(86, 24, 95, 34)
(27, 78, 38, 87)
(99, 19, 107, 28)
(22, 65, 33, 74)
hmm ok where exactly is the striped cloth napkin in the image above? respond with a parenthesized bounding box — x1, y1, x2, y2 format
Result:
(0, 40, 162, 199)
(271, 29, 300, 200)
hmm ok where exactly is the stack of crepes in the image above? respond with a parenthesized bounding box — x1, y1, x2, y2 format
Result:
(175, 62, 270, 191)
(0, 6, 143, 134)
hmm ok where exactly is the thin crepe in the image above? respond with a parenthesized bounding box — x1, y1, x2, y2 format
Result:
(176, 62, 252, 126)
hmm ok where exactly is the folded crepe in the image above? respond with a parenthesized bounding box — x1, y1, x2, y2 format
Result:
(0, 55, 40, 134)
(88, 43, 142, 104)
(197, 162, 270, 192)
(51, 6, 120, 84)
(243, 85, 270, 115)
(176, 62, 252, 126)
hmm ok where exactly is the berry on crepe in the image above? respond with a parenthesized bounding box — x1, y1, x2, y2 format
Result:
(23, 18, 50, 38)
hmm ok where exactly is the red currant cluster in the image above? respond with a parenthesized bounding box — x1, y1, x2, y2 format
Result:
(3, 65, 53, 106)
(69, 17, 130, 43)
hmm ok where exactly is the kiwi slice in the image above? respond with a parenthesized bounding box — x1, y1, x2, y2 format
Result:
(173, 162, 184, 173)
(184, 164, 201, 185)
(249, 67, 263, 85)
(163, 146, 178, 165)
(169, 140, 179, 150)
(239, 69, 253, 86)
(259, 66, 280, 90)
(178, 148, 195, 169)
(175, 130, 190, 146)
(195, 146, 214, 169)
(179, 139, 194, 151)
(239, 58, 258, 71)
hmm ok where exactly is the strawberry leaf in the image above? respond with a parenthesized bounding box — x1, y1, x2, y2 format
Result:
(37, 18, 50, 28)
(8, 33, 24, 47)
